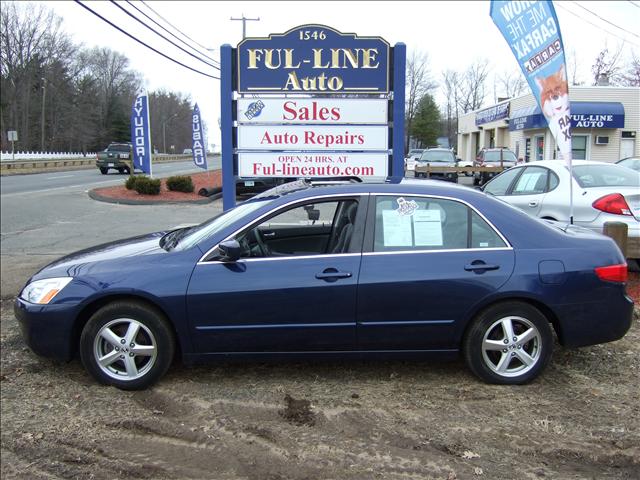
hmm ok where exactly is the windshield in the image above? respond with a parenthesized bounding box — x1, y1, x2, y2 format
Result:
(571, 164, 640, 188)
(408, 149, 424, 156)
(484, 151, 516, 162)
(174, 200, 269, 250)
(419, 150, 455, 163)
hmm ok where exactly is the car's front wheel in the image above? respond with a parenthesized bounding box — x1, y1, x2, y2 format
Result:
(99, 167, 108, 175)
(463, 301, 552, 384)
(80, 301, 175, 390)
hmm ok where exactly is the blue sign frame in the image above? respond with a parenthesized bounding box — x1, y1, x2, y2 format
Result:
(220, 25, 405, 211)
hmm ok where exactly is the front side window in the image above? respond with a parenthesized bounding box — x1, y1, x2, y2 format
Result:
(373, 196, 506, 252)
(236, 199, 359, 258)
(483, 167, 523, 196)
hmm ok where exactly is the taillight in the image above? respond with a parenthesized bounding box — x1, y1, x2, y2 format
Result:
(592, 193, 632, 216)
(595, 264, 628, 283)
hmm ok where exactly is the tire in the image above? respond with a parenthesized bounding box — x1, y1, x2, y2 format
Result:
(80, 301, 175, 390)
(99, 167, 108, 175)
(463, 301, 553, 385)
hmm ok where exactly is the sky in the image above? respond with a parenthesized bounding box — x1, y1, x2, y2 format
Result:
(41, 1, 640, 148)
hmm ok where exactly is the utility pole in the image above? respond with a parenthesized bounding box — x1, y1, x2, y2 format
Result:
(230, 14, 260, 39)
(41, 77, 46, 152)
(162, 112, 179, 154)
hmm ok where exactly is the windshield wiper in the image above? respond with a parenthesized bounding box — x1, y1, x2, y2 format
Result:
(161, 227, 192, 251)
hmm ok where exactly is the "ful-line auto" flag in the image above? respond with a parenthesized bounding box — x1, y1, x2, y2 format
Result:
(490, 0, 572, 165)
(191, 103, 208, 170)
(131, 91, 153, 175)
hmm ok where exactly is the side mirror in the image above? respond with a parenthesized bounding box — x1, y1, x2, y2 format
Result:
(218, 239, 241, 262)
(307, 208, 320, 222)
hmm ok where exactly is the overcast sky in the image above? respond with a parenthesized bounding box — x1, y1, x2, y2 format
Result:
(43, 1, 640, 148)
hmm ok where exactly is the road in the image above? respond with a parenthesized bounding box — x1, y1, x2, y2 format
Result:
(0, 157, 222, 196)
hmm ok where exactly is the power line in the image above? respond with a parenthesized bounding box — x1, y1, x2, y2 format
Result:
(74, 1, 219, 80)
(140, 0, 218, 58)
(556, 3, 640, 48)
(570, 1, 640, 40)
(109, 1, 219, 70)
(627, 1, 640, 9)
(124, 0, 220, 67)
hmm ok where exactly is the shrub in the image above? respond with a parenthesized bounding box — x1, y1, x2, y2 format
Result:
(166, 175, 194, 193)
(133, 176, 161, 195)
(124, 175, 139, 190)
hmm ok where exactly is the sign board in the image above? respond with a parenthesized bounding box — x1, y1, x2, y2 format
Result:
(237, 98, 388, 124)
(220, 24, 406, 210)
(475, 102, 509, 126)
(238, 125, 388, 151)
(237, 25, 389, 93)
(7, 130, 18, 141)
(238, 152, 389, 178)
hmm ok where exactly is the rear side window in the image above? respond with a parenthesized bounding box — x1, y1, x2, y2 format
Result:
(483, 167, 522, 196)
(512, 166, 549, 195)
(572, 165, 640, 188)
(373, 196, 506, 252)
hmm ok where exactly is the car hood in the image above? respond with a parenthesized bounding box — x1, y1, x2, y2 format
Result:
(34, 231, 167, 278)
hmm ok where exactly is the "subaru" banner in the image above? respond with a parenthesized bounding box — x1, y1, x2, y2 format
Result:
(490, 1, 572, 163)
(131, 92, 152, 175)
(191, 103, 208, 170)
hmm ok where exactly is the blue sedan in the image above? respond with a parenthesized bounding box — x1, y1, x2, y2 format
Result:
(15, 179, 634, 389)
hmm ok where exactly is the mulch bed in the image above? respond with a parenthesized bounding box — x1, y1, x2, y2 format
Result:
(92, 170, 221, 203)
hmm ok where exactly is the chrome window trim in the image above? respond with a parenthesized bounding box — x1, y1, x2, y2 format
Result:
(363, 247, 512, 257)
(371, 192, 512, 250)
(197, 193, 368, 264)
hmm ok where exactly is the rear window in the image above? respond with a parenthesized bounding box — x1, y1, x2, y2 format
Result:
(484, 151, 516, 162)
(107, 144, 131, 152)
(571, 164, 640, 188)
(419, 150, 455, 163)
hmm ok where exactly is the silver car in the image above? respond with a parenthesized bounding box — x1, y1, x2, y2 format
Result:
(482, 160, 640, 260)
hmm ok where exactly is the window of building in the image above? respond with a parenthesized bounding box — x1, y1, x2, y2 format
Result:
(571, 135, 589, 160)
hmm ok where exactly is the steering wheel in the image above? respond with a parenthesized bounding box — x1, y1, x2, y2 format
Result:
(251, 229, 270, 257)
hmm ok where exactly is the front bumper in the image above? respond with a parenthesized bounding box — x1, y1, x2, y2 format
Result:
(14, 297, 78, 362)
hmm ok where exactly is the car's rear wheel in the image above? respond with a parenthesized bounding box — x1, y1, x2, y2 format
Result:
(80, 301, 175, 390)
(99, 167, 108, 175)
(463, 301, 552, 384)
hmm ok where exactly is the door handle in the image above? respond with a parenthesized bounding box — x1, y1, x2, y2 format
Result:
(464, 261, 500, 273)
(262, 232, 276, 238)
(315, 268, 352, 281)
(528, 201, 538, 207)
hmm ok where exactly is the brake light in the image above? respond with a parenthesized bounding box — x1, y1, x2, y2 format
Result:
(592, 193, 632, 216)
(595, 264, 628, 283)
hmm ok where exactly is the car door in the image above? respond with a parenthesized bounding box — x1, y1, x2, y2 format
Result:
(504, 166, 554, 217)
(186, 195, 366, 353)
(356, 194, 515, 351)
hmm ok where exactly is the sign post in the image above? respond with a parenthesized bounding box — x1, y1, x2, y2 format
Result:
(220, 24, 405, 211)
(8, 130, 18, 162)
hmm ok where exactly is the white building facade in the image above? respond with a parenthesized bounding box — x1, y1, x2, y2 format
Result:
(457, 86, 639, 163)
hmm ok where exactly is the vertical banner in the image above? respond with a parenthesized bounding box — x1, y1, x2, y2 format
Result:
(191, 103, 208, 170)
(490, 1, 572, 164)
(131, 92, 152, 175)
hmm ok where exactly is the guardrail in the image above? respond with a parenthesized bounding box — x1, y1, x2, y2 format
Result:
(0, 154, 195, 172)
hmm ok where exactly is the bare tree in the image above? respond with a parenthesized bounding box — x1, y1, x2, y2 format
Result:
(441, 69, 460, 149)
(619, 49, 640, 86)
(591, 44, 624, 85)
(405, 51, 436, 152)
(457, 59, 491, 114)
(494, 70, 527, 100)
(566, 48, 584, 86)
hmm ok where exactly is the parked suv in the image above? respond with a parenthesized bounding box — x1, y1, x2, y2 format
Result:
(414, 148, 458, 183)
(473, 148, 517, 186)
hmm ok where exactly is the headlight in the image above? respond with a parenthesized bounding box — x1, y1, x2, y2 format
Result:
(20, 277, 73, 304)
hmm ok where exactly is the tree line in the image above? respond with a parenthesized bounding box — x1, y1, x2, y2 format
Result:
(0, 2, 196, 154)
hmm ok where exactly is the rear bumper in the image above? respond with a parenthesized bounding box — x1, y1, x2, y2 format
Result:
(554, 292, 634, 348)
(14, 297, 77, 362)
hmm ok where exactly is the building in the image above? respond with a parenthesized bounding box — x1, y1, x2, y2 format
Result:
(457, 86, 639, 163)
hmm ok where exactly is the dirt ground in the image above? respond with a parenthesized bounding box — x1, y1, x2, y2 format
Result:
(1, 299, 638, 480)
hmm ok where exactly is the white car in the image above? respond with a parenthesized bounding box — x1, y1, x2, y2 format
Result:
(482, 160, 640, 261)
(404, 149, 424, 173)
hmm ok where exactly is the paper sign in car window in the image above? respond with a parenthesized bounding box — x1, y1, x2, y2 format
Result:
(382, 210, 413, 246)
(516, 172, 543, 192)
(413, 209, 443, 246)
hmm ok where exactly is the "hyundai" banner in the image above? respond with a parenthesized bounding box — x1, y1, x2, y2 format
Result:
(490, 1, 572, 164)
(131, 92, 152, 175)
